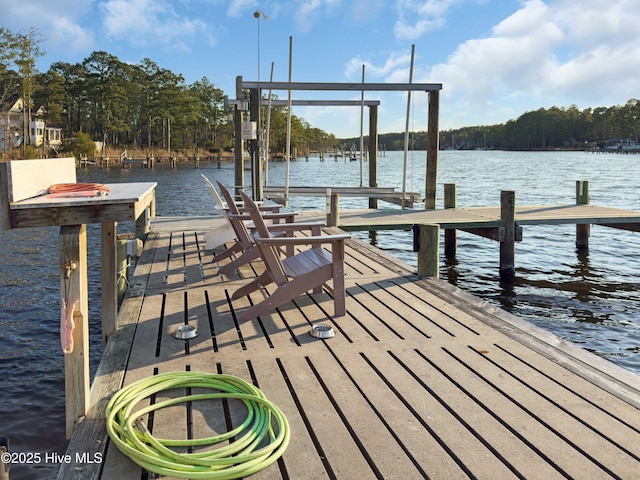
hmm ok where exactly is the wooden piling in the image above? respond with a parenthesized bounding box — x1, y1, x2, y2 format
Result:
(117, 237, 129, 306)
(327, 191, 340, 227)
(0, 163, 9, 231)
(424, 90, 440, 210)
(500, 190, 516, 278)
(417, 223, 439, 277)
(0, 436, 8, 480)
(369, 105, 379, 209)
(135, 209, 148, 242)
(101, 222, 117, 346)
(60, 224, 89, 439)
(444, 183, 457, 257)
(234, 76, 245, 197)
(576, 180, 590, 250)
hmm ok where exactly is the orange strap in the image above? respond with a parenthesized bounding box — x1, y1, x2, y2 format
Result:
(48, 182, 110, 194)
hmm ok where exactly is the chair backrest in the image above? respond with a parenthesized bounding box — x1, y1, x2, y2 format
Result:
(239, 190, 287, 283)
(216, 181, 241, 216)
(218, 182, 255, 249)
(201, 174, 226, 212)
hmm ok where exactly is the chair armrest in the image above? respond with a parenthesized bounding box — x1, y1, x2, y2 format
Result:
(258, 205, 282, 213)
(255, 234, 351, 246)
(262, 212, 297, 221)
(236, 205, 282, 213)
(230, 212, 297, 222)
(266, 221, 326, 233)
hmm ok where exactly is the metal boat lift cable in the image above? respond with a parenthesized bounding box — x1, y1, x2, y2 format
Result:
(265, 62, 274, 187)
(360, 65, 365, 187)
(285, 36, 293, 207)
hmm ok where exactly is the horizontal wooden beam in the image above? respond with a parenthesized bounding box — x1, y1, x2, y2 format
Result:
(262, 99, 381, 106)
(242, 80, 443, 92)
(460, 226, 523, 242)
(10, 204, 137, 228)
(598, 222, 640, 232)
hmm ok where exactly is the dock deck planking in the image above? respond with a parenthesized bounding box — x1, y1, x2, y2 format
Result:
(59, 218, 640, 480)
(254, 204, 640, 231)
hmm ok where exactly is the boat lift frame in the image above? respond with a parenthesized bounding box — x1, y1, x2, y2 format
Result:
(232, 76, 442, 209)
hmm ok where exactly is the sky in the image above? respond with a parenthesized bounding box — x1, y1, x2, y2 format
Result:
(1, 0, 640, 138)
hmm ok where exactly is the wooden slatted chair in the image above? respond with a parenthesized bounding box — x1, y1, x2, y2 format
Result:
(201, 174, 292, 271)
(215, 181, 325, 275)
(233, 190, 351, 320)
(201, 174, 237, 250)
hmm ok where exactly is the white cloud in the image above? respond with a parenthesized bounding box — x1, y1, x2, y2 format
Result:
(293, 0, 341, 33)
(413, 0, 640, 128)
(227, 0, 259, 18)
(0, 0, 92, 26)
(0, 0, 94, 56)
(393, 0, 462, 40)
(101, 0, 208, 51)
(345, 50, 414, 80)
(49, 17, 95, 53)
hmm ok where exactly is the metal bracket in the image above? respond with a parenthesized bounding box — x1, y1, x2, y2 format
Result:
(62, 259, 77, 279)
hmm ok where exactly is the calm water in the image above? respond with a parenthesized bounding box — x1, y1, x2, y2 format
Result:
(1, 150, 639, 479)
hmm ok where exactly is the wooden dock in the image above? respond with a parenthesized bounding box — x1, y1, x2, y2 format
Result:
(59, 217, 640, 479)
(296, 203, 640, 231)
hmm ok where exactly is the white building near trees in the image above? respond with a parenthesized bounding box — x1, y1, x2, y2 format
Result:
(0, 96, 63, 155)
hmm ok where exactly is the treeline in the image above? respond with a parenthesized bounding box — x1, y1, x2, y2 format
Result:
(351, 100, 640, 151)
(441, 100, 640, 150)
(0, 27, 337, 158)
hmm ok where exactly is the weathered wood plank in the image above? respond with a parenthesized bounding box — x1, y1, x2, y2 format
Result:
(6, 157, 76, 202)
(60, 220, 640, 480)
(60, 224, 89, 439)
(57, 232, 159, 480)
(101, 222, 117, 345)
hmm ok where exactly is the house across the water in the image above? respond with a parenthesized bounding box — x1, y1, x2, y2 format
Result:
(0, 96, 63, 155)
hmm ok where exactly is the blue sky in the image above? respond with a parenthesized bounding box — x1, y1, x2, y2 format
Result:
(2, 0, 640, 138)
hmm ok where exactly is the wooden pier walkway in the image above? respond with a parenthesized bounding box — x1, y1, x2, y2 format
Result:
(59, 216, 640, 479)
(295, 203, 640, 231)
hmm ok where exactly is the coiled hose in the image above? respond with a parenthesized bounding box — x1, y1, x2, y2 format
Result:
(106, 371, 290, 479)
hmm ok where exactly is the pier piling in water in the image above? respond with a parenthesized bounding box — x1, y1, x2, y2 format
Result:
(416, 223, 440, 277)
(0, 436, 9, 480)
(499, 190, 517, 278)
(576, 180, 590, 250)
(444, 183, 457, 257)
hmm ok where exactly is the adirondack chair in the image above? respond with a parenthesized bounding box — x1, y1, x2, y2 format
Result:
(200, 174, 291, 269)
(233, 190, 351, 320)
(201, 174, 238, 250)
(215, 181, 325, 275)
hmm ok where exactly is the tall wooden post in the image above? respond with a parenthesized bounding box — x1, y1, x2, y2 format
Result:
(101, 222, 117, 346)
(576, 180, 590, 251)
(60, 225, 89, 439)
(368, 105, 379, 209)
(444, 183, 457, 257)
(425, 90, 440, 210)
(0, 163, 9, 231)
(327, 191, 340, 227)
(234, 75, 245, 198)
(250, 87, 263, 200)
(417, 224, 440, 277)
(116, 234, 130, 306)
(500, 190, 516, 278)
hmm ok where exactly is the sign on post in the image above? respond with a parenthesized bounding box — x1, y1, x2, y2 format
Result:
(241, 121, 257, 140)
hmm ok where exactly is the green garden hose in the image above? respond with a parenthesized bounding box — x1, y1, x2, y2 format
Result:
(106, 371, 290, 479)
